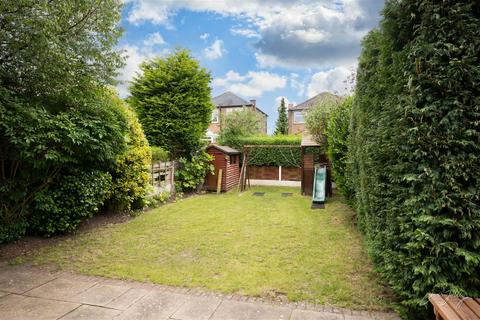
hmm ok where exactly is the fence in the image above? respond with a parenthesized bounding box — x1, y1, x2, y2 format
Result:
(150, 161, 175, 194)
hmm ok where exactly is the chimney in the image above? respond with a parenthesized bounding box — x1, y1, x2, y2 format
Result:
(250, 99, 256, 111)
(288, 103, 294, 110)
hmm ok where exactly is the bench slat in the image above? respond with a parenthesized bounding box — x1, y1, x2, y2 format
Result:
(463, 298, 480, 319)
(444, 295, 479, 320)
(429, 294, 463, 320)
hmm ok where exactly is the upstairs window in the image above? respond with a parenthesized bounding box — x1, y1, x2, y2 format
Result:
(211, 109, 219, 123)
(293, 111, 305, 123)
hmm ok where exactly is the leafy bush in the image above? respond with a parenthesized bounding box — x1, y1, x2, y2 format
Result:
(107, 96, 152, 212)
(222, 135, 301, 167)
(305, 98, 340, 151)
(30, 170, 111, 236)
(151, 146, 169, 162)
(349, 1, 480, 317)
(217, 108, 263, 146)
(325, 96, 353, 197)
(175, 151, 214, 192)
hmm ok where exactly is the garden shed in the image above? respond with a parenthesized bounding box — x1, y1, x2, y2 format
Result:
(205, 145, 241, 192)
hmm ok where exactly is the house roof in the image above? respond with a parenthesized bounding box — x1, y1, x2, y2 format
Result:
(289, 92, 343, 111)
(212, 91, 268, 117)
(206, 144, 241, 155)
(213, 91, 250, 107)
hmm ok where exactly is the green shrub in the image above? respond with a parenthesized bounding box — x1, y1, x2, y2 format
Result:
(349, 1, 480, 317)
(151, 146, 169, 162)
(175, 151, 214, 192)
(30, 170, 111, 236)
(326, 96, 353, 197)
(222, 135, 301, 167)
(305, 99, 340, 151)
(107, 96, 152, 212)
(217, 108, 263, 145)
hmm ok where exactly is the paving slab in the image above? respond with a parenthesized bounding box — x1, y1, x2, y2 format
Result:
(70, 283, 130, 306)
(171, 296, 221, 320)
(210, 300, 292, 320)
(26, 277, 99, 301)
(59, 305, 121, 320)
(291, 309, 344, 320)
(0, 294, 79, 320)
(106, 288, 151, 310)
(0, 265, 55, 294)
(116, 291, 188, 320)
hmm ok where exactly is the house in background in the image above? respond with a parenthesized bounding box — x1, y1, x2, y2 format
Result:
(206, 91, 268, 143)
(288, 92, 342, 134)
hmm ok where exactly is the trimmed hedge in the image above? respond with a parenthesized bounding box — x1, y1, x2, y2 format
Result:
(222, 135, 301, 167)
(349, 1, 480, 318)
(326, 96, 353, 197)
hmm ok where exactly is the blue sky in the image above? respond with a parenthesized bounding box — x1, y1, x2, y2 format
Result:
(117, 0, 385, 133)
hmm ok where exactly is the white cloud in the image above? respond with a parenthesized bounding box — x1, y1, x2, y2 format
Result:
(230, 28, 260, 38)
(124, 0, 383, 70)
(143, 32, 165, 46)
(213, 70, 287, 97)
(307, 66, 355, 98)
(116, 45, 170, 98)
(204, 40, 226, 60)
(289, 73, 306, 97)
(200, 33, 210, 41)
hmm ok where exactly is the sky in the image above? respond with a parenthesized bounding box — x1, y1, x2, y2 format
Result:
(116, 0, 385, 134)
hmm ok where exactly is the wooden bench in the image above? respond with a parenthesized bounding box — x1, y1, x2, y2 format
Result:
(429, 294, 480, 320)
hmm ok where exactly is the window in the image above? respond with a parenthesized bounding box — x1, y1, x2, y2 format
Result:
(211, 109, 219, 123)
(225, 107, 242, 114)
(293, 111, 305, 123)
(229, 155, 237, 164)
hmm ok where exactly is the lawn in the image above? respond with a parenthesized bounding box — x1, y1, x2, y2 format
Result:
(31, 186, 393, 310)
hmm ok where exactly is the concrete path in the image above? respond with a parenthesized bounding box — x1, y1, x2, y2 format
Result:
(0, 264, 400, 320)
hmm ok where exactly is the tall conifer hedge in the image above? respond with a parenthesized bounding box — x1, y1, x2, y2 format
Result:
(349, 1, 480, 318)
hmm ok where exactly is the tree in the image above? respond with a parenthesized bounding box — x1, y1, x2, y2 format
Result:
(0, 0, 127, 242)
(325, 96, 353, 197)
(217, 108, 262, 145)
(129, 49, 213, 159)
(304, 98, 340, 151)
(274, 98, 288, 135)
(348, 1, 480, 317)
(0, 0, 124, 104)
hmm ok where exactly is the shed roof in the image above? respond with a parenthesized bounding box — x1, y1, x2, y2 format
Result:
(301, 133, 321, 147)
(206, 144, 241, 155)
(290, 92, 342, 111)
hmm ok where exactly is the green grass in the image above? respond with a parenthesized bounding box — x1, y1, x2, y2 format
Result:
(31, 186, 393, 310)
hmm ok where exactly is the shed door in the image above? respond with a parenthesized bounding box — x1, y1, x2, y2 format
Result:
(205, 153, 225, 191)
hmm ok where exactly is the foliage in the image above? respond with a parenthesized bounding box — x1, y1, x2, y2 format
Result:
(274, 98, 288, 135)
(107, 95, 152, 212)
(348, 1, 480, 317)
(0, 0, 126, 243)
(305, 98, 340, 151)
(0, 0, 124, 104)
(175, 151, 214, 192)
(217, 108, 263, 146)
(151, 146, 170, 162)
(33, 187, 395, 311)
(30, 170, 111, 236)
(0, 88, 128, 243)
(130, 49, 213, 159)
(222, 135, 301, 167)
(326, 96, 353, 197)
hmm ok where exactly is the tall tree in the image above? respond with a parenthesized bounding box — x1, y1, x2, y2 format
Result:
(274, 98, 288, 135)
(129, 49, 213, 159)
(217, 108, 262, 145)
